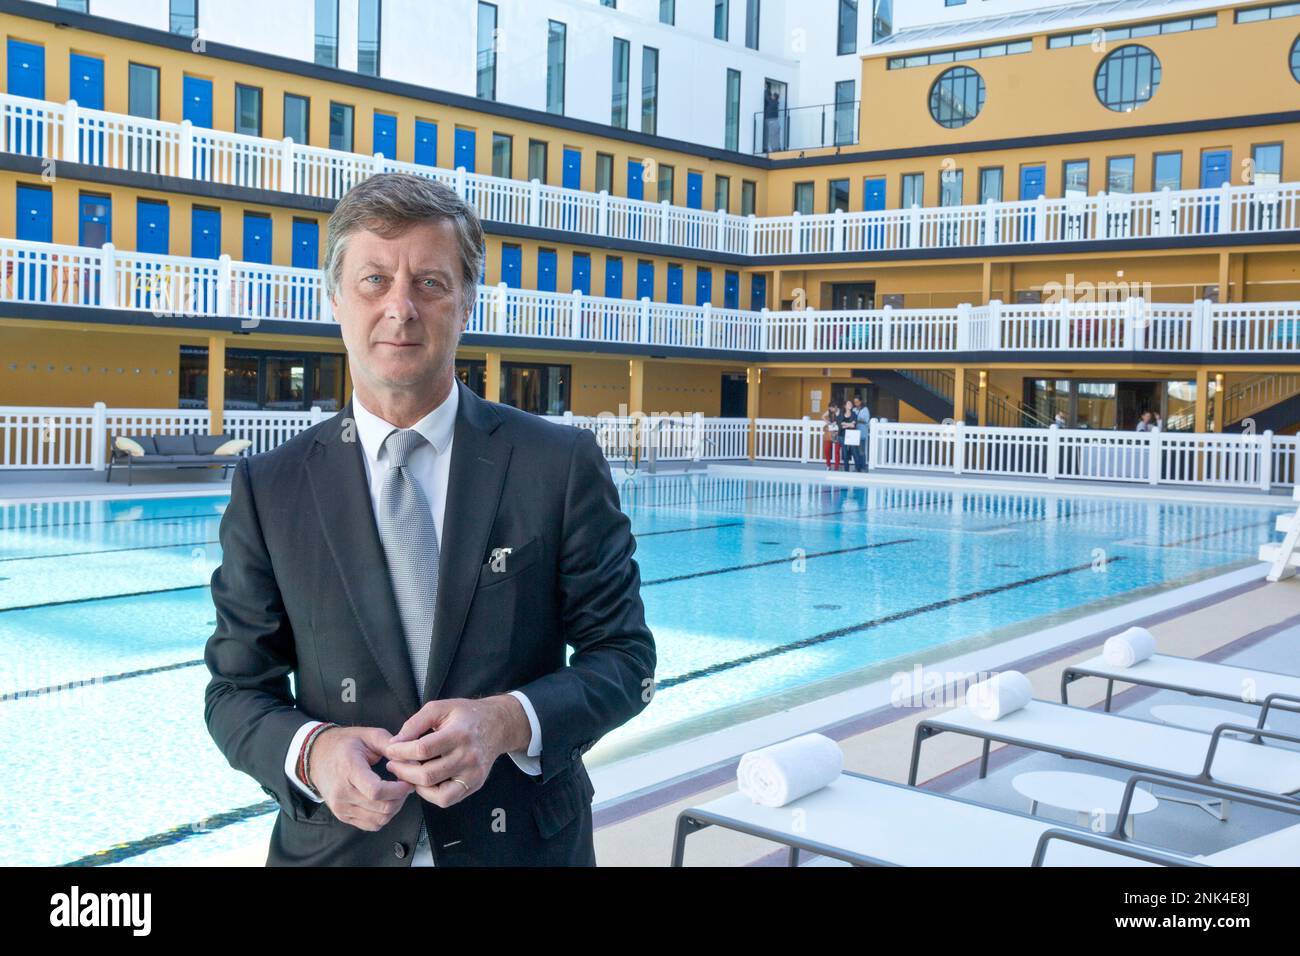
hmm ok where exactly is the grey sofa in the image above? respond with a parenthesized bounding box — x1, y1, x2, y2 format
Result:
(107, 433, 243, 485)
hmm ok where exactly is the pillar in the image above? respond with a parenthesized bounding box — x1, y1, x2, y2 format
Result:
(627, 358, 645, 415)
(207, 334, 226, 435)
(980, 261, 993, 306)
(976, 369, 988, 426)
(1212, 372, 1224, 433)
(485, 351, 501, 404)
(1194, 368, 1209, 433)
(1217, 251, 1232, 304)
(746, 365, 761, 460)
(952, 366, 967, 424)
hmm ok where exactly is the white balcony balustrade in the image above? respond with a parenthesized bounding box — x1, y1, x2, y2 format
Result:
(2, 237, 1300, 356)
(2, 93, 1298, 256)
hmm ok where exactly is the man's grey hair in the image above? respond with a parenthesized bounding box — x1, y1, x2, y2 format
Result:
(323, 171, 486, 315)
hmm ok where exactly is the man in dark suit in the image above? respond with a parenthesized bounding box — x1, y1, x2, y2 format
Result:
(204, 172, 656, 866)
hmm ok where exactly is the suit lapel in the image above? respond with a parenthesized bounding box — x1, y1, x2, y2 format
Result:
(305, 399, 421, 715)
(423, 380, 512, 703)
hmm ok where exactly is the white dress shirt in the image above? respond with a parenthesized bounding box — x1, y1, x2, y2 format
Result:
(283, 381, 542, 865)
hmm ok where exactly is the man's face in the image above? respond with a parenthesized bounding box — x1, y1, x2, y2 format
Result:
(330, 219, 469, 394)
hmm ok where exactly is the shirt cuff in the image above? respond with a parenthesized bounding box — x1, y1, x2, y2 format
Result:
(506, 690, 542, 776)
(284, 720, 326, 803)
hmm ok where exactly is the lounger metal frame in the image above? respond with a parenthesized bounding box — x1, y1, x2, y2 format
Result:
(1034, 773, 1300, 866)
(908, 711, 1300, 804)
(1061, 659, 1300, 726)
(670, 770, 1181, 868)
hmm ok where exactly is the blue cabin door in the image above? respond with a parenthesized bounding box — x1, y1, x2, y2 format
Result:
(454, 128, 476, 172)
(242, 213, 273, 316)
(666, 264, 682, 304)
(1199, 149, 1231, 232)
(79, 193, 112, 305)
(183, 75, 214, 179)
(636, 261, 654, 301)
(7, 39, 46, 155)
(69, 53, 105, 161)
(192, 206, 221, 311)
(135, 198, 169, 308)
(750, 274, 767, 311)
(292, 219, 320, 320)
(723, 270, 739, 310)
(1019, 164, 1046, 239)
(414, 119, 437, 167)
(15, 184, 52, 300)
(372, 112, 396, 159)
(864, 176, 886, 248)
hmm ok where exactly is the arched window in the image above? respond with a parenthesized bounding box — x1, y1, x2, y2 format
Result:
(1291, 35, 1300, 84)
(1095, 45, 1161, 112)
(929, 66, 985, 128)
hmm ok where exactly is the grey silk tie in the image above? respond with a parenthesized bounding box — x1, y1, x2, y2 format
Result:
(377, 428, 440, 698)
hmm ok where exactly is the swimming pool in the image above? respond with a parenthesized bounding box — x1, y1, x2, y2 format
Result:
(0, 476, 1279, 866)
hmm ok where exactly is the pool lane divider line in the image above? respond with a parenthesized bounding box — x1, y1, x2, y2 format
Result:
(0, 583, 209, 614)
(0, 539, 220, 564)
(61, 800, 277, 867)
(1, 658, 205, 702)
(632, 522, 744, 538)
(654, 555, 1129, 689)
(640, 538, 916, 586)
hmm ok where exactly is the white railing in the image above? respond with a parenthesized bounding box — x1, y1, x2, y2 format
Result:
(0, 403, 325, 470)
(866, 420, 1296, 491)
(5, 237, 1299, 357)
(5, 92, 1300, 256)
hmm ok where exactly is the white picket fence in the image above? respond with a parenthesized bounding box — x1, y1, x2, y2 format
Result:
(4, 237, 1300, 356)
(3, 91, 1299, 256)
(867, 421, 1297, 491)
(1, 404, 1294, 492)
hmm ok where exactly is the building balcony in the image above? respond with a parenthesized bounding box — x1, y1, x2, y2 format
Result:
(2, 93, 1298, 260)
(2, 237, 1298, 358)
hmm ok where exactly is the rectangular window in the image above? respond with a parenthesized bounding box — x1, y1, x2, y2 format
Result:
(127, 63, 160, 119)
(284, 94, 309, 144)
(1106, 155, 1135, 193)
(793, 181, 814, 214)
(357, 0, 381, 76)
(477, 2, 498, 100)
(329, 102, 354, 152)
(528, 139, 548, 183)
(234, 85, 262, 137)
(714, 0, 729, 41)
(1063, 159, 1089, 197)
(978, 166, 1003, 203)
(595, 153, 613, 194)
(724, 68, 741, 151)
(658, 163, 674, 203)
(492, 132, 512, 178)
(1252, 143, 1283, 186)
(503, 362, 570, 415)
(745, 0, 760, 49)
(57, 0, 88, 11)
(547, 21, 567, 115)
(838, 0, 858, 55)
(611, 38, 630, 128)
(828, 178, 850, 212)
(660, 1, 675, 26)
(901, 172, 923, 207)
(871, 0, 892, 43)
(1153, 152, 1182, 191)
(741, 179, 756, 216)
(314, 0, 339, 67)
(715, 175, 731, 212)
(833, 79, 855, 146)
(601, 0, 615, 6)
(940, 170, 963, 206)
(641, 46, 659, 135)
(170, 0, 197, 36)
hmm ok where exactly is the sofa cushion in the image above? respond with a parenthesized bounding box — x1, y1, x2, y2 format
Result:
(115, 436, 146, 457)
(193, 434, 231, 455)
(125, 435, 157, 455)
(213, 438, 253, 456)
(153, 434, 198, 455)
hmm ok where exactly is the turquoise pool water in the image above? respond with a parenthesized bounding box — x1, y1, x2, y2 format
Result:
(0, 476, 1279, 866)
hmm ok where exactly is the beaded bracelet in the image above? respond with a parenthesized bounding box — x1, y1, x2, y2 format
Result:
(300, 722, 339, 798)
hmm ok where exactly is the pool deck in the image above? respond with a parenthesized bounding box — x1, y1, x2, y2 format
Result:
(186, 567, 1300, 867)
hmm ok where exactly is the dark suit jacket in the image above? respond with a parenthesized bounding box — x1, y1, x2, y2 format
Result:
(203, 380, 656, 866)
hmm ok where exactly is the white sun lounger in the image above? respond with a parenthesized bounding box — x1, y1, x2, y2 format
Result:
(908, 700, 1300, 800)
(1062, 653, 1300, 723)
(670, 771, 1192, 867)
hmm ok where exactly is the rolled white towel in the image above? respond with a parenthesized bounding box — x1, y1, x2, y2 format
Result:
(1103, 626, 1156, 668)
(965, 670, 1033, 721)
(736, 734, 843, 808)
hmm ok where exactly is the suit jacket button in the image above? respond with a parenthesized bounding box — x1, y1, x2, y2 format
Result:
(393, 842, 408, 860)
